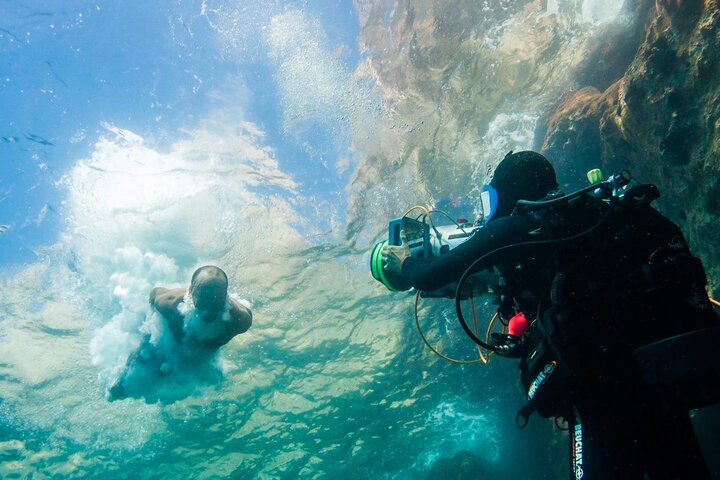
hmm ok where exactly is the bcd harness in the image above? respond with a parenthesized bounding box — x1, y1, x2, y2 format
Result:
(468, 183, 716, 427)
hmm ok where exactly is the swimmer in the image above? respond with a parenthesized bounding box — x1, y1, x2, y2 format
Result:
(107, 265, 252, 401)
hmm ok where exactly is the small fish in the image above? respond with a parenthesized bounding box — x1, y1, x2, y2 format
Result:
(35, 203, 55, 226)
(0, 28, 21, 43)
(24, 133, 53, 146)
(0, 224, 11, 234)
(45, 60, 69, 88)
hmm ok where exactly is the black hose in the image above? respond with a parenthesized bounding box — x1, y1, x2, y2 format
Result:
(454, 198, 617, 352)
(516, 183, 605, 212)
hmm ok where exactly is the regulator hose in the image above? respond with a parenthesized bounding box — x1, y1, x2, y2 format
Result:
(454, 199, 618, 352)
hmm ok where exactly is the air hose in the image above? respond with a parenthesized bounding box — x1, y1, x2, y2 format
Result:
(454, 196, 618, 353)
(414, 291, 493, 364)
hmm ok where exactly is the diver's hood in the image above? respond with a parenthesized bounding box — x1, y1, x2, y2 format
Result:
(488, 151, 558, 221)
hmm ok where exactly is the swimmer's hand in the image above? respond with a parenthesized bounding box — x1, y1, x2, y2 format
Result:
(381, 229, 411, 274)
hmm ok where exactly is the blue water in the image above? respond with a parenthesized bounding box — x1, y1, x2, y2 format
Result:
(1, 1, 717, 478)
(0, 0, 362, 266)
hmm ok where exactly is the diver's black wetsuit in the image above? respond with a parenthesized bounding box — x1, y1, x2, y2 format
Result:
(401, 194, 717, 479)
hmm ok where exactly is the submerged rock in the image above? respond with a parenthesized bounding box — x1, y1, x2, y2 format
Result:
(541, 0, 720, 296)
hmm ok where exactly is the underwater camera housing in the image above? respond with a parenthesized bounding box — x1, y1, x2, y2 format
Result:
(370, 212, 499, 297)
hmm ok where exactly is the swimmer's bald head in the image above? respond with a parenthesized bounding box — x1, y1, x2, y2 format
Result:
(190, 265, 228, 314)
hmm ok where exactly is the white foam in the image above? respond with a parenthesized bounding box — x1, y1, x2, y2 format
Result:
(546, 0, 625, 24)
(416, 398, 501, 468)
(546, 0, 560, 16)
(263, 10, 380, 154)
(264, 10, 369, 153)
(581, 0, 625, 24)
(89, 246, 180, 391)
(471, 111, 539, 181)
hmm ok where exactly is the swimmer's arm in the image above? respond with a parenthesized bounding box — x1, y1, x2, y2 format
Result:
(149, 287, 185, 309)
(149, 287, 181, 306)
(228, 299, 252, 336)
(149, 287, 186, 341)
(149, 287, 165, 306)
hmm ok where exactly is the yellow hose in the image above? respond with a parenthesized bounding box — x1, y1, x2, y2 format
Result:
(402, 205, 439, 233)
(710, 296, 720, 308)
(470, 297, 489, 364)
(413, 291, 487, 365)
(483, 312, 500, 362)
(403, 205, 431, 217)
(406, 205, 498, 364)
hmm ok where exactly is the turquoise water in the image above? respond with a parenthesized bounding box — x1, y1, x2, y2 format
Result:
(2, 1, 716, 478)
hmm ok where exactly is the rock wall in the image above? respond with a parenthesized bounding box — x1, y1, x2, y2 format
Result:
(350, 0, 719, 294)
(349, 0, 622, 247)
(541, 0, 720, 296)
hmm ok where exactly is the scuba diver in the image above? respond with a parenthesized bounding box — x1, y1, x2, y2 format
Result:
(381, 151, 719, 479)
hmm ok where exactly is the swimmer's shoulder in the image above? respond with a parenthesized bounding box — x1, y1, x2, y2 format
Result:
(228, 298, 252, 334)
(149, 287, 186, 315)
